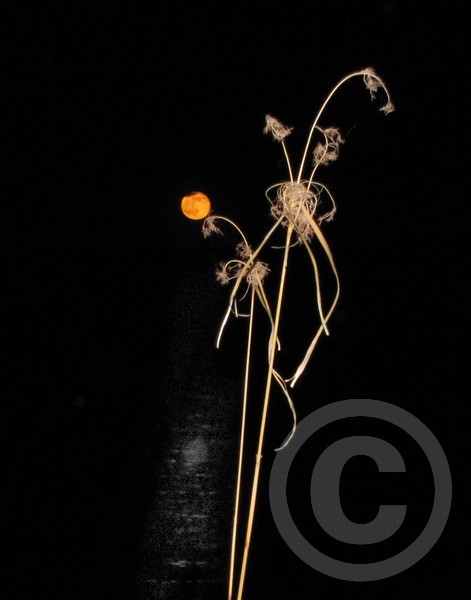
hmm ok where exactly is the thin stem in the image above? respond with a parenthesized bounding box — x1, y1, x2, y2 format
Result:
(236, 225, 294, 600)
(281, 140, 294, 183)
(215, 215, 251, 248)
(297, 69, 390, 183)
(228, 287, 255, 600)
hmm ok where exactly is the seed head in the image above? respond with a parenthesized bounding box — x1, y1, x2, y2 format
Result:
(263, 114, 293, 142)
(236, 241, 252, 260)
(313, 127, 344, 166)
(215, 262, 231, 285)
(270, 182, 320, 243)
(362, 67, 395, 114)
(246, 261, 270, 287)
(380, 101, 395, 115)
(202, 215, 222, 238)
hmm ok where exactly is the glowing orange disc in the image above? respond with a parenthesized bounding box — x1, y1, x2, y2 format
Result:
(181, 192, 211, 220)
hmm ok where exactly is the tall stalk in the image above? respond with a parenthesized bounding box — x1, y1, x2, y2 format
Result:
(236, 225, 294, 600)
(186, 66, 394, 600)
(228, 287, 255, 600)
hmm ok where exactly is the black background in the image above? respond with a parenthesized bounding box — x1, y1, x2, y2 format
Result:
(7, 1, 469, 599)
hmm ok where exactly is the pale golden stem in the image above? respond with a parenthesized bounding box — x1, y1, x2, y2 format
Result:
(228, 287, 256, 600)
(297, 69, 392, 183)
(236, 225, 294, 600)
(281, 140, 294, 183)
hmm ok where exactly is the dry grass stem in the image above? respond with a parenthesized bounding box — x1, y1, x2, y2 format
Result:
(192, 67, 393, 600)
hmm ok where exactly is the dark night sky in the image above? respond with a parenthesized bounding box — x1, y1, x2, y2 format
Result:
(7, 2, 470, 599)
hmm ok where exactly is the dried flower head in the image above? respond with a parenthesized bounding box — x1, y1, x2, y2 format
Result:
(363, 67, 382, 99)
(215, 260, 244, 285)
(246, 261, 270, 287)
(202, 215, 222, 238)
(269, 181, 319, 243)
(380, 101, 395, 115)
(236, 241, 252, 260)
(313, 127, 344, 166)
(215, 262, 231, 285)
(263, 114, 293, 142)
(362, 67, 395, 114)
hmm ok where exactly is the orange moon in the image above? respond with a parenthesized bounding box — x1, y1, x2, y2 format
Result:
(181, 192, 211, 220)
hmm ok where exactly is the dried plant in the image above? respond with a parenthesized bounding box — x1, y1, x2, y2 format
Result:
(191, 67, 393, 600)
